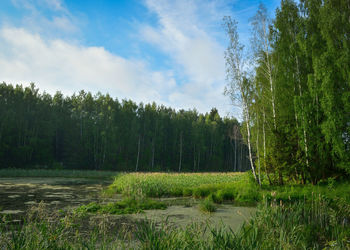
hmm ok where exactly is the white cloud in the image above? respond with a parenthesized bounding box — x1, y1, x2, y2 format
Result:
(0, 0, 242, 117)
(0, 27, 177, 106)
(142, 0, 225, 83)
(140, 0, 237, 117)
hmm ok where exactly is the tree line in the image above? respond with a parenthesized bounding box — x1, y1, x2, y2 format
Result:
(0, 82, 250, 172)
(224, 0, 350, 185)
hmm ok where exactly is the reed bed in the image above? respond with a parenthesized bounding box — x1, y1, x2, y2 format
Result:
(108, 172, 245, 198)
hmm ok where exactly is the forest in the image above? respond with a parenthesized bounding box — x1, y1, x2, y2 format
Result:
(0, 82, 250, 172)
(224, 0, 350, 185)
(0, 0, 349, 249)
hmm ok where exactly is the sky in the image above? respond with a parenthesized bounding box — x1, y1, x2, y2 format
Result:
(0, 0, 280, 118)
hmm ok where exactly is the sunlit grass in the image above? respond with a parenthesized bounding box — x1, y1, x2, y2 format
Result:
(108, 172, 350, 207)
(108, 172, 245, 198)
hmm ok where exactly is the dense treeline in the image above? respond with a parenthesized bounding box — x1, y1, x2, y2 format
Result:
(224, 0, 350, 184)
(0, 82, 250, 172)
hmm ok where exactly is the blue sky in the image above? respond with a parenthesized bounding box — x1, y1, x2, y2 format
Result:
(0, 0, 280, 118)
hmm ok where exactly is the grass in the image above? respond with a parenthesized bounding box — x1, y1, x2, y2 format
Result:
(108, 172, 245, 198)
(75, 198, 167, 216)
(0, 202, 132, 249)
(0, 168, 117, 179)
(1, 196, 349, 249)
(199, 196, 217, 213)
(261, 181, 350, 204)
(135, 196, 350, 249)
(1, 170, 349, 248)
(109, 172, 350, 207)
(108, 172, 261, 205)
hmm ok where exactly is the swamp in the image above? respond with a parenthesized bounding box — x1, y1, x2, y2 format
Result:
(0, 171, 349, 249)
(0, 0, 350, 248)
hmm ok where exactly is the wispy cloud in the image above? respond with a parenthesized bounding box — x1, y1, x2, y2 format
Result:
(140, 0, 238, 116)
(0, 0, 251, 117)
(0, 27, 177, 106)
(10, 0, 79, 37)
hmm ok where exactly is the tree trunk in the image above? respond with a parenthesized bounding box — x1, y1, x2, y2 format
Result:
(244, 108, 259, 184)
(295, 54, 310, 171)
(256, 113, 261, 186)
(263, 110, 272, 184)
(229, 139, 235, 171)
(178, 131, 183, 172)
(135, 135, 141, 171)
(151, 139, 155, 171)
(193, 144, 196, 172)
(240, 140, 242, 171)
(197, 150, 200, 171)
(234, 139, 237, 171)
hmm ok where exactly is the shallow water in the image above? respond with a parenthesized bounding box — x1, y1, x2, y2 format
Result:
(0, 177, 114, 215)
(132, 205, 256, 231)
(0, 177, 256, 231)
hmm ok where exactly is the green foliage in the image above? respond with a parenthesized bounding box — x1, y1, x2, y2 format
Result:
(136, 196, 350, 249)
(0, 82, 249, 172)
(75, 198, 167, 216)
(109, 172, 350, 207)
(109, 172, 244, 198)
(199, 196, 217, 213)
(0, 203, 129, 249)
(225, 0, 350, 183)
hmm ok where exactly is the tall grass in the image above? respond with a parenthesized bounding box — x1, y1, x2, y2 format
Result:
(108, 172, 246, 197)
(1, 193, 349, 249)
(0, 202, 130, 249)
(109, 172, 350, 206)
(75, 198, 167, 216)
(136, 196, 350, 249)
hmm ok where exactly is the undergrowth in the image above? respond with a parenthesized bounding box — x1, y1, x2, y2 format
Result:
(136, 196, 350, 249)
(108, 172, 350, 207)
(199, 196, 217, 213)
(75, 198, 167, 216)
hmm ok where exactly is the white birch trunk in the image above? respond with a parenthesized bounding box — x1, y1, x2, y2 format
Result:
(295, 55, 310, 169)
(256, 112, 261, 186)
(244, 106, 259, 183)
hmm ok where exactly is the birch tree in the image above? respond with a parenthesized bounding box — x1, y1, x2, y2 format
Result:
(250, 3, 277, 130)
(224, 16, 260, 184)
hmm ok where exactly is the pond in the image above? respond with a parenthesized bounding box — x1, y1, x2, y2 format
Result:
(0, 177, 114, 216)
(0, 177, 256, 231)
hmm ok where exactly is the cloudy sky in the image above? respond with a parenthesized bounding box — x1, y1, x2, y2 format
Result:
(0, 0, 279, 118)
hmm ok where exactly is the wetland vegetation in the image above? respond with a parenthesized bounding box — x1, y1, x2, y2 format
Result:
(1, 171, 349, 249)
(1, 0, 350, 249)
